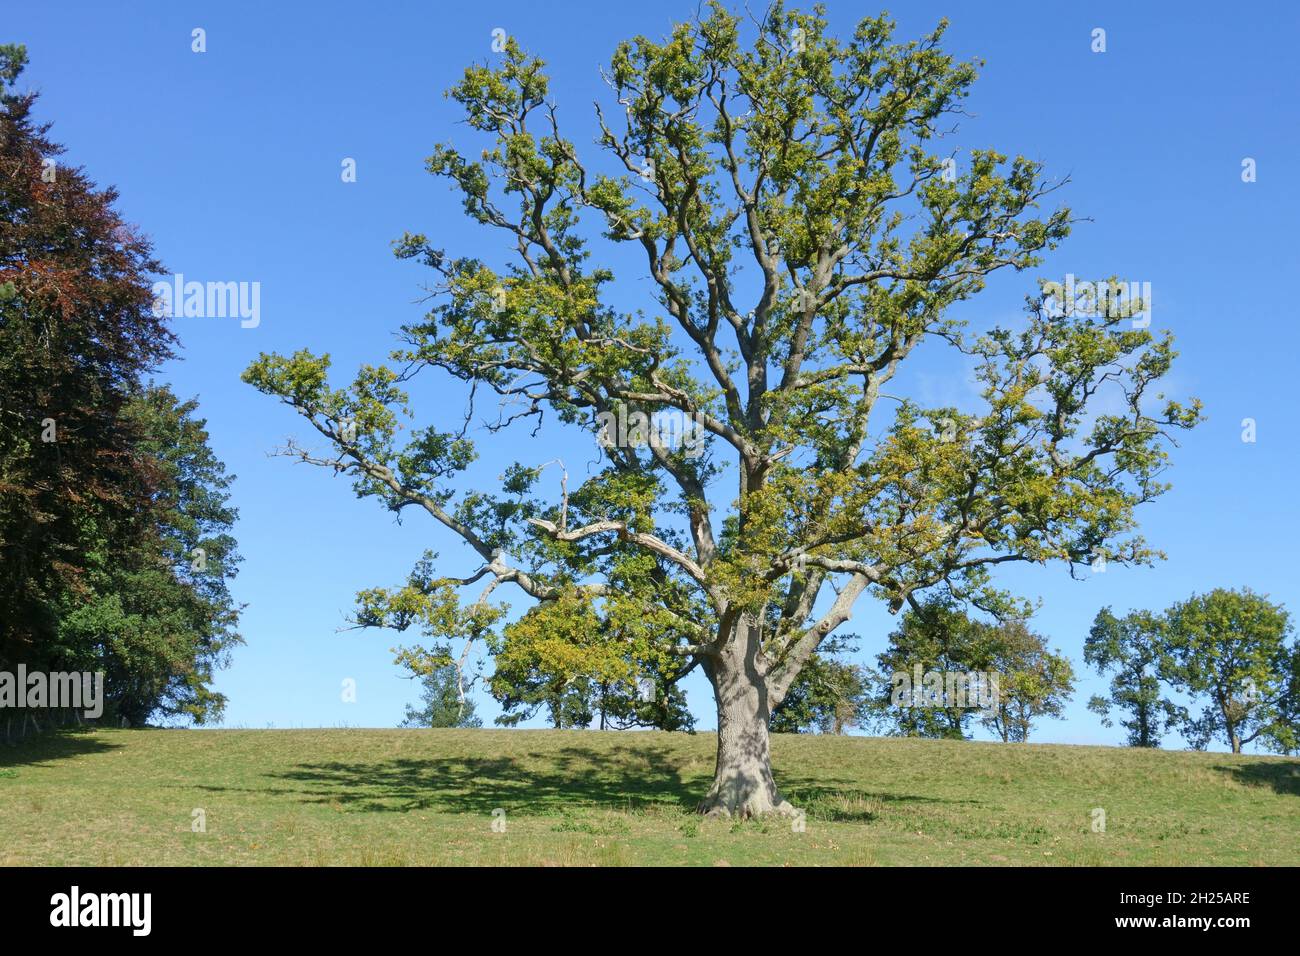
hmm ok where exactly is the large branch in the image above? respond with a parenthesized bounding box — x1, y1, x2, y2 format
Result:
(526, 516, 717, 600)
(767, 572, 872, 705)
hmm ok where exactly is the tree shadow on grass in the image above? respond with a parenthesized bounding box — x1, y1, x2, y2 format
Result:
(193, 744, 702, 815)
(192, 743, 990, 819)
(0, 727, 122, 769)
(787, 786, 984, 822)
(1214, 760, 1300, 797)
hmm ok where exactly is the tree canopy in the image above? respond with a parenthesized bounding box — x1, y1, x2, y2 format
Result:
(1085, 607, 1184, 748)
(1163, 588, 1296, 754)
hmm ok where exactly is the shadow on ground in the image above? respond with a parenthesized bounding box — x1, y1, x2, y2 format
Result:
(195, 744, 699, 813)
(0, 727, 122, 768)
(1215, 760, 1300, 797)
(785, 786, 983, 822)
(189, 743, 983, 819)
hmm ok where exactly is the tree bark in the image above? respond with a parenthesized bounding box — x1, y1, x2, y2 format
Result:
(1223, 704, 1242, 754)
(698, 617, 795, 818)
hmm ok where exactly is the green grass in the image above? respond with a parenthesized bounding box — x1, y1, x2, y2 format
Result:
(1, 727, 1297, 866)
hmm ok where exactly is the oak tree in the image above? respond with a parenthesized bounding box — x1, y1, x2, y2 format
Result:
(1084, 607, 1183, 748)
(977, 618, 1074, 743)
(246, 4, 1199, 814)
(1162, 588, 1296, 754)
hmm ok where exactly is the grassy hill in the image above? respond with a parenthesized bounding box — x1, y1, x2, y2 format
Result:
(2, 727, 1297, 866)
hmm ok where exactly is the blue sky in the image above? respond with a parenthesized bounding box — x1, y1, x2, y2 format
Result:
(7, 1, 1298, 748)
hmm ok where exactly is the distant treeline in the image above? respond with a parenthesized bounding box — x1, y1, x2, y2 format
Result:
(410, 589, 1299, 756)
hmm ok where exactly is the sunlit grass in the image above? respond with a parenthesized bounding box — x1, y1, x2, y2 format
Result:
(1, 727, 1296, 866)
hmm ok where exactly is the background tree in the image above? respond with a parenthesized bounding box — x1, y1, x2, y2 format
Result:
(872, 598, 998, 739)
(245, 4, 1200, 815)
(977, 618, 1074, 743)
(402, 662, 484, 728)
(1084, 607, 1182, 747)
(1269, 644, 1300, 756)
(770, 636, 871, 734)
(1161, 588, 1296, 754)
(486, 585, 696, 730)
(58, 385, 242, 726)
(589, 673, 696, 731)
(357, 552, 696, 730)
(0, 44, 27, 104)
(0, 49, 240, 731)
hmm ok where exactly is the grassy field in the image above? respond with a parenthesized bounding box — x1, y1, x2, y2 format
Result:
(1, 727, 1297, 866)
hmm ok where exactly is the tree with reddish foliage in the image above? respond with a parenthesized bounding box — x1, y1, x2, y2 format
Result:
(1, 46, 240, 728)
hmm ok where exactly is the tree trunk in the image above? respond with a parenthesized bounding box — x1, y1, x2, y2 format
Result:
(1224, 707, 1242, 754)
(698, 618, 795, 818)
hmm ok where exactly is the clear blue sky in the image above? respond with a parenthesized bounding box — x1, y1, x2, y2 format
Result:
(8, 1, 1298, 748)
